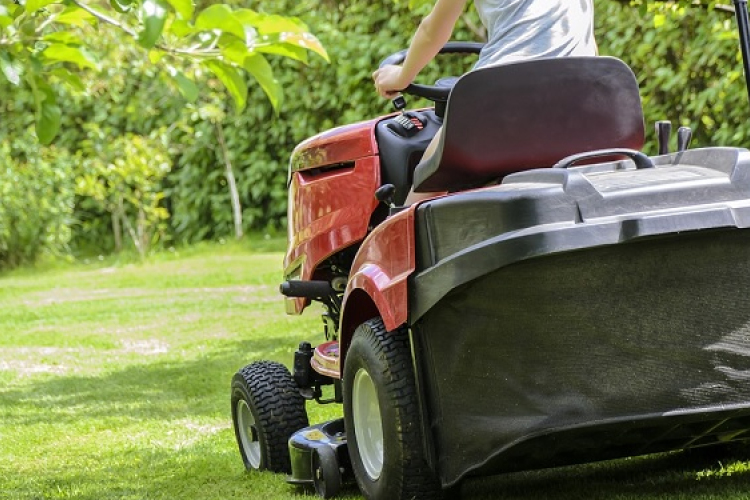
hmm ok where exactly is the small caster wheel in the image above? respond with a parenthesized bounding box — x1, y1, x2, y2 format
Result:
(312, 446, 342, 498)
(231, 361, 308, 473)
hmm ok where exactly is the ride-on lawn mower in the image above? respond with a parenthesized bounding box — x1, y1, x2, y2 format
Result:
(231, 3, 750, 499)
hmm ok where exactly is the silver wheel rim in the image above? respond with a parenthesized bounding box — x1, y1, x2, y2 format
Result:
(237, 399, 261, 469)
(352, 367, 384, 480)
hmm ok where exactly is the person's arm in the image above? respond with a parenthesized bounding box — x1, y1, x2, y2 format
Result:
(373, 0, 469, 98)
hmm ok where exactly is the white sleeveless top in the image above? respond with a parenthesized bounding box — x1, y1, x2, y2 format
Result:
(473, 0, 597, 69)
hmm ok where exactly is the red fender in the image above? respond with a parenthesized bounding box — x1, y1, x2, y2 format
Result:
(339, 206, 417, 372)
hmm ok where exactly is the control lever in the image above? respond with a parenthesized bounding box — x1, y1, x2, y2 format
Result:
(392, 95, 407, 112)
(677, 126, 693, 152)
(375, 184, 397, 209)
(656, 120, 672, 155)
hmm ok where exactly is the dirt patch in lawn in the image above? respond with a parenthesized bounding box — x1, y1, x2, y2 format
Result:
(20, 285, 273, 307)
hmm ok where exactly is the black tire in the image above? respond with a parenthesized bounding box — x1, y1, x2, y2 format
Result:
(231, 360, 309, 473)
(343, 317, 442, 500)
(312, 446, 342, 499)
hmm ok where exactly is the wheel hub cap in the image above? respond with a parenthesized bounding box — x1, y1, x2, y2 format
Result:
(236, 399, 261, 468)
(352, 368, 384, 480)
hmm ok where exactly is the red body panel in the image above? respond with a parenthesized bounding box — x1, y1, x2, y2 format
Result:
(290, 119, 379, 171)
(284, 119, 382, 314)
(338, 207, 417, 369)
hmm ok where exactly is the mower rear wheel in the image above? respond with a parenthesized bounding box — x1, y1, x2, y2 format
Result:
(343, 317, 442, 500)
(231, 360, 309, 473)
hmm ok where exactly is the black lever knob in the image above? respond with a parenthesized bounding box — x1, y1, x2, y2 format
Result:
(392, 95, 407, 112)
(656, 120, 672, 155)
(375, 184, 397, 208)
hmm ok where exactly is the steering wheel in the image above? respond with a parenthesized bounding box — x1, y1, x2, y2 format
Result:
(379, 42, 485, 102)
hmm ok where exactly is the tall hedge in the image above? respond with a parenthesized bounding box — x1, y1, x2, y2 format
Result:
(1, 1, 749, 263)
(597, 2, 748, 151)
(0, 135, 75, 268)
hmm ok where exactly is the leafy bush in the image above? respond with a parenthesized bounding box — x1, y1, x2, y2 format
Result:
(596, 2, 748, 151)
(0, 0, 326, 144)
(76, 127, 172, 257)
(0, 135, 75, 268)
(2, 0, 750, 264)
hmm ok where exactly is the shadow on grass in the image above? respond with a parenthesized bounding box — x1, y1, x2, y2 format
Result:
(1, 334, 298, 426)
(19, 439, 750, 500)
(15, 424, 362, 500)
(465, 445, 750, 499)
(6, 334, 750, 500)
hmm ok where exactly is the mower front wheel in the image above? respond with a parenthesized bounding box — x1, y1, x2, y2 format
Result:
(312, 445, 342, 498)
(343, 317, 442, 500)
(231, 360, 309, 473)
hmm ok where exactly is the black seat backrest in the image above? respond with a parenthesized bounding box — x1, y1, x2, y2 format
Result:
(413, 56, 645, 193)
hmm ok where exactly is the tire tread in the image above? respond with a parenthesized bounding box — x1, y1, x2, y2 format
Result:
(232, 360, 309, 473)
(347, 317, 442, 500)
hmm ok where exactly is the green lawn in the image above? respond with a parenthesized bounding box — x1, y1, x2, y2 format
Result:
(2, 239, 750, 500)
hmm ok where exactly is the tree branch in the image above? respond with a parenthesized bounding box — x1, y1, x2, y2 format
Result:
(71, 0, 137, 37)
(214, 121, 243, 240)
(70, 0, 219, 58)
(117, 195, 144, 256)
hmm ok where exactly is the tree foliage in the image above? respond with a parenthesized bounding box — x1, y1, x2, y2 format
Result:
(2, 0, 750, 268)
(76, 126, 171, 257)
(0, 0, 327, 143)
(0, 134, 74, 269)
(599, 1, 749, 150)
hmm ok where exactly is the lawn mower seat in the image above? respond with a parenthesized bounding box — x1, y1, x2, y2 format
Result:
(412, 56, 645, 193)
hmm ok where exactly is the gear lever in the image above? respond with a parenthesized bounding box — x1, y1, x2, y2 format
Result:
(656, 120, 672, 155)
(677, 126, 693, 152)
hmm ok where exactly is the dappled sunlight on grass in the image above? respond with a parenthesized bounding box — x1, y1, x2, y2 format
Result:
(0, 243, 324, 499)
(2, 242, 750, 499)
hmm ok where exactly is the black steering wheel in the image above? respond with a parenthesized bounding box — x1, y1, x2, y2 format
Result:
(379, 42, 484, 102)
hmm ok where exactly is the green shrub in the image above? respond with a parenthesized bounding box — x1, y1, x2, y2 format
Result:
(0, 134, 75, 268)
(76, 127, 172, 258)
(596, 2, 748, 151)
(1, 0, 749, 261)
